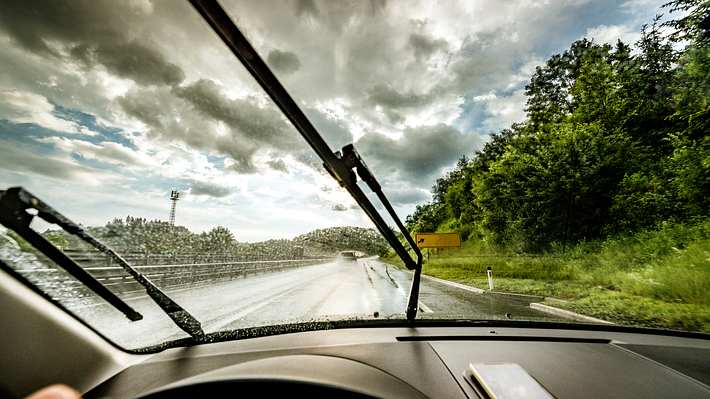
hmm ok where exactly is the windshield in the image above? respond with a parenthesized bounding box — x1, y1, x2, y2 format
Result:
(1, 0, 708, 351)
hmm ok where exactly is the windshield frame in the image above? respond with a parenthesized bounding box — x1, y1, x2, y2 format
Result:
(3, 0, 707, 353)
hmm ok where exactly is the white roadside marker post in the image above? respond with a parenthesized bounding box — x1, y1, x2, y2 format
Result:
(487, 266, 494, 291)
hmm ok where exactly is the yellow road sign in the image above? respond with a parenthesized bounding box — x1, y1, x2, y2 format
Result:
(415, 232, 461, 248)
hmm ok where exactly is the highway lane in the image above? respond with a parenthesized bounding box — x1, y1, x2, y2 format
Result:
(71, 257, 564, 349)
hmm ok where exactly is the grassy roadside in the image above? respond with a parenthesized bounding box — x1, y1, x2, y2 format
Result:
(383, 220, 710, 333)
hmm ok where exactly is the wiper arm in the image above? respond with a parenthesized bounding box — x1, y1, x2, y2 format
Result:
(337, 145, 424, 320)
(190, 0, 423, 321)
(0, 187, 205, 338)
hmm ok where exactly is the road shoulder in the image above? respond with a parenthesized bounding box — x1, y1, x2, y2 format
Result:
(530, 302, 614, 324)
(423, 271, 613, 324)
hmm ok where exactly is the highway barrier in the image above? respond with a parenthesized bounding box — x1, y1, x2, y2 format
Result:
(15, 250, 334, 304)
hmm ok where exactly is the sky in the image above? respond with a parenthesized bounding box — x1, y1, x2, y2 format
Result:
(0, 0, 668, 241)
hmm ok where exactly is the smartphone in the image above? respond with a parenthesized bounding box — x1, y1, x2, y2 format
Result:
(467, 363, 555, 399)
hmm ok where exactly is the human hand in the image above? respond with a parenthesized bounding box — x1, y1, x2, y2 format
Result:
(25, 385, 82, 399)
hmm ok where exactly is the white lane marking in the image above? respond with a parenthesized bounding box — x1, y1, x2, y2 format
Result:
(370, 256, 484, 294)
(362, 262, 375, 284)
(366, 261, 399, 288)
(418, 301, 433, 313)
(530, 303, 613, 324)
(368, 261, 408, 302)
(421, 274, 485, 293)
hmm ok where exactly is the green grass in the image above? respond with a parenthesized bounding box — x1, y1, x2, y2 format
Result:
(384, 219, 710, 332)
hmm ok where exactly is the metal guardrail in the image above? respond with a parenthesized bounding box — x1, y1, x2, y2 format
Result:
(59, 249, 310, 266)
(17, 253, 334, 304)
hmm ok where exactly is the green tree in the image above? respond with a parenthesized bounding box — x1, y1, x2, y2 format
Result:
(406, 202, 446, 233)
(570, 43, 620, 127)
(663, 0, 710, 45)
(197, 226, 236, 253)
(406, 1, 709, 249)
(476, 123, 628, 248)
(525, 39, 597, 126)
(671, 44, 710, 139)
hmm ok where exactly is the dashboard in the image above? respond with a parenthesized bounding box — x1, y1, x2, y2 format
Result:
(87, 326, 710, 398)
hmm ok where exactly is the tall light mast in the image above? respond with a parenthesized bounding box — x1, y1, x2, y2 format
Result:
(169, 190, 180, 225)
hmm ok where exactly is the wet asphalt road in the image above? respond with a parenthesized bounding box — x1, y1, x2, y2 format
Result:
(74, 257, 561, 349)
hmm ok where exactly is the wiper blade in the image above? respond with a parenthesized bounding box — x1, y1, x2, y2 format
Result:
(190, 0, 423, 321)
(0, 187, 205, 338)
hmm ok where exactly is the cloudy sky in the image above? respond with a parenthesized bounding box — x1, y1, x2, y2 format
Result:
(0, 0, 666, 241)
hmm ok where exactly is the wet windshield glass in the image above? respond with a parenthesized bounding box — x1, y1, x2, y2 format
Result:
(1, 0, 708, 350)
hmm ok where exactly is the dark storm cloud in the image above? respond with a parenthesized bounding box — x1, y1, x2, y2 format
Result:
(295, 0, 319, 17)
(0, 139, 87, 180)
(89, 41, 184, 86)
(369, 0, 388, 15)
(295, 152, 325, 172)
(0, 0, 124, 55)
(116, 90, 165, 129)
(356, 124, 479, 185)
(367, 84, 435, 109)
(267, 159, 289, 173)
(0, 150, 76, 180)
(44, 137, 148, 167)
(294, 0, 388, 20)
(366, 84, 440, 122)
(448, 31, 515, 92)
(190, 180, 232, 198)
(123, 77, 355, 174)
(173, 79, 301, 152)
(303, 107, 353, 149)
(267, 50, 302, 75)
(0, 0, 184, 87)
(408, 33, 448, 60)
(118, 80, 316, 174)
(291, 0, 388, 33)
(118, 86, 260, 174)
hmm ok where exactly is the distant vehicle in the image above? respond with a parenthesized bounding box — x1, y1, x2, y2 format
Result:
(339, 251, 357, 261)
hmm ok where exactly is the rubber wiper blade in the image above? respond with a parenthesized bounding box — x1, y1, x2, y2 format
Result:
(0, 187, 205, 338)
(189, 0, 423, 321)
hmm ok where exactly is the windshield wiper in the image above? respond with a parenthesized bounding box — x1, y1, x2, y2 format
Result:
(0, 187, 205, 338)
(190, 0, 424, 321)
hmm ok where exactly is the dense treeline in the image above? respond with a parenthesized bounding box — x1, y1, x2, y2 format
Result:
(37, 216, 388, 257)
(293, 227, 390, 256)
(406, 0, 709, 250)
